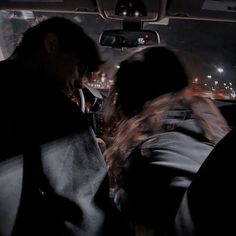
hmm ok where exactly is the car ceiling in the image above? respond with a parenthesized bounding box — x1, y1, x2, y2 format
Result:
(0, 0, 235, 22)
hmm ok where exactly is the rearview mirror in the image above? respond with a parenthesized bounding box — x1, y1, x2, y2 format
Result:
(99, 29, 160, 48)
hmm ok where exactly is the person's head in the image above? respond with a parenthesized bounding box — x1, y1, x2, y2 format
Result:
(112, 46, 189, 117)
(103, 46, 189, 136)
(12, 17, 103, 95)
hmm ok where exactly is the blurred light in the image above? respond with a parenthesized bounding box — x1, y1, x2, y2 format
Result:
(115, 0, 147, 17)
(134, 11, 140, 16)
(231, 91, 236, 98)
(217, 67, 224, 73)
(122, 10, 127, 16)
(138, 38, 145, 44)
(214, 80, 218, 85)
(74, 16, 82, 23)
(9, 10, 34, 19)
(21, 10, 34, 19)
(207, 75, 212, 78)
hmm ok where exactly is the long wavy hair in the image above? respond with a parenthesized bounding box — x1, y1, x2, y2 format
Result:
(103, 46, 229, 186)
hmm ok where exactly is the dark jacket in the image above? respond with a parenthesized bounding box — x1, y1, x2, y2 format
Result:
(116, 102, 226, 235)
(0, 59, 110, 236)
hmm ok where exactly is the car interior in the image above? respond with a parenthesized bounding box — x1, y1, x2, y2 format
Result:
(0, 1, 235, 235)
(0, 1, 235, 128)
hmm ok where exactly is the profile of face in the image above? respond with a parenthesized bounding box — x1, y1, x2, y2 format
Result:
(43, 33, 84, 96)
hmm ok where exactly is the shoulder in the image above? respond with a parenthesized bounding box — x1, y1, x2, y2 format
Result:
(139, 130, 214, 175)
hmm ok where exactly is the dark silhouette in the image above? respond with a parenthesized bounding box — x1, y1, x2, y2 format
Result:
(0, 17, 114, 236)
(103, 46, 229, 235)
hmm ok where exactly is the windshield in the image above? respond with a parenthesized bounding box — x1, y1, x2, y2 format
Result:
(0, 10, 235, 100)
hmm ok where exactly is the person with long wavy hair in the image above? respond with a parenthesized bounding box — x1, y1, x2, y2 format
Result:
(103, 46, 229, 236)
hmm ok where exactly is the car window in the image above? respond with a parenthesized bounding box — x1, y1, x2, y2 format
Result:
(145, 19, 236, 100)
(0, 10, 235, 100)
